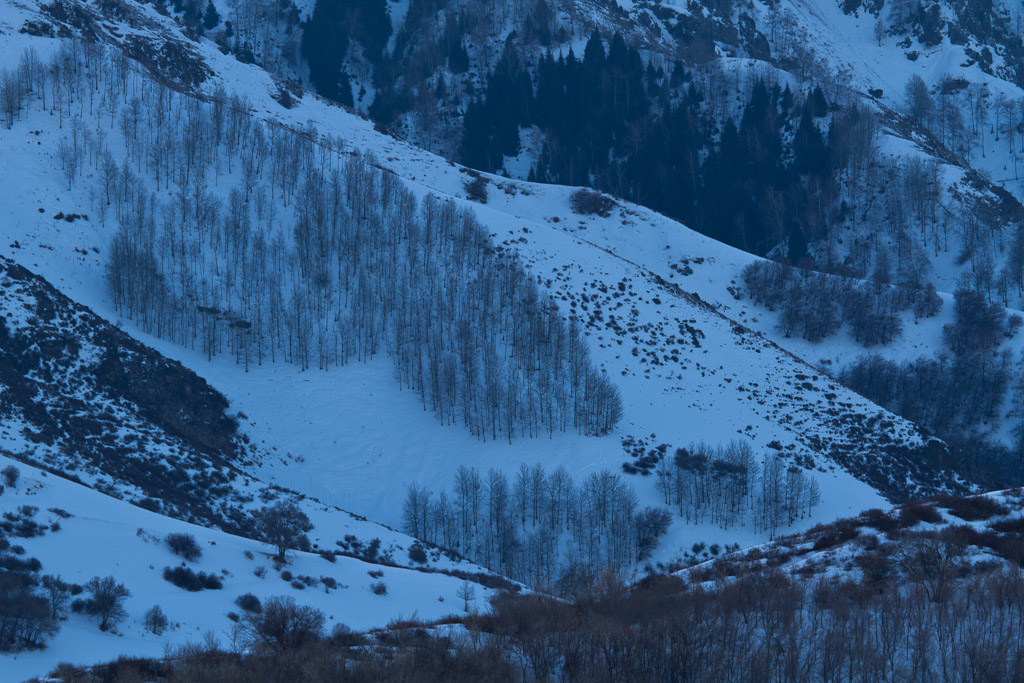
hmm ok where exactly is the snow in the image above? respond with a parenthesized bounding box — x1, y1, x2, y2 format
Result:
(0, 454, 499, 683)
(0, 0, 915, 558)
(0, 0, 993, 627)
(0, 0, 1007, 674)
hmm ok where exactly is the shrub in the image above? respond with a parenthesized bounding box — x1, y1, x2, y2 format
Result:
(408, 544, 427, 564)
(162, 566, 223, 592)
(0, 555, 41, 572)
(166, 533, 202, 562)
(859, 508, 899, 533)
(37, 575, 70, 622)
(143, 605, 168, 635)
(252, 503, 313, 561)
(898, 502, 944, 527)
(1007, 314, 1024, 338)
(570, 188, 615, 217)
(464, 176, 488, 203)
(237, 596, 325, 650)
(810, 520, 860, 551)
(854, 549, 894, 589)
(235, 593, 262, 613)
(939, 525, 1024, 566)
(913, 283, 942, 320)
(370, 581, 388, 596)
(0, 573, 59, 652)
(944, 286, 1005, 356)
(329, 623, 367, 647)
(934, 494, 1009, 522)
(83, 576, 130, 631)
(1, 466, 19, 488)
(989, 517, 1024, 534)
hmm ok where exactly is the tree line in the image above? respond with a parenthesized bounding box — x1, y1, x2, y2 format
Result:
(654, 440, 821, 539)
(457, 29, 844, 258)
(61, 549, 1024, 682)
(839, 285, 1024, 489)
(402, 465, 671, 591)
(742, 259, 942, 346)
(0, 40, 622, 442)
(401, 442, 822, 592)
(444, 27, 1024, 316)
(839, 283, 1017, 439)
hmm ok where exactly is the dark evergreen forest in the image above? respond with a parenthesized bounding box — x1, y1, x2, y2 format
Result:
(458, 30, 838, 258)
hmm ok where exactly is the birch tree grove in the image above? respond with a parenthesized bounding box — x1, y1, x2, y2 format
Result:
(8, 39, 623, 443)
(403, 465, 672, 591)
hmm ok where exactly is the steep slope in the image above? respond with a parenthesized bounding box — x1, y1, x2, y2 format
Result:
(0, 254, 506, 579)
(679, 486, 1024, 587)
(0, 0, 968, 551)
(0, 454, 504, 683)
(0, 255, 249, 530)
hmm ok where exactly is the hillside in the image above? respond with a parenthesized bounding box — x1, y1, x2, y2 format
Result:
(0, 0, 962, 527)
(45, 487, 1024, 682)
(2, 0, 1024, 677)
(680, 486, 1024, 584)
(0, 454, 504, 683)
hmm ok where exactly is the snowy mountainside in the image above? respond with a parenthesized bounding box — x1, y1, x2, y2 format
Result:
(0, 254, 249, 529)
(680, 486, 1024, 589)
(0, 254, 501, 579)
(729, 0, 1024, 289)
(4, 0, 1023, 677)
(0, 453, 502, 683)
(0, 0, 968, 544)
(369, 0, 1024, 304)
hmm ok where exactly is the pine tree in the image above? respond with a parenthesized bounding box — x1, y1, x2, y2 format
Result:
(794, 106, 829, 177)
(788, 226, 808, 264)
(346, 0, 392, 62)
(809, 85, 828, 117)
(485, 40, 531, 157)
(447, 42, 469, 73)
(583, 29, 605, 68)
(459, 99, 502, 172)
(202, 0, 220, 30)
(301, 0, 354, 105)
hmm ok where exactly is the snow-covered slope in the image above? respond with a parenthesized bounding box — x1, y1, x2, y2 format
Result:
(0, 255, 501, 578)
(7, 0, 1024, 676)
(679, 486, 1024, 588)
(0, 0, 966, 550)
(0, 454, 502, 683)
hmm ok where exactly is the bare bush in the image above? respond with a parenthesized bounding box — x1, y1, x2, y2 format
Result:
(570, 188, 616, 217)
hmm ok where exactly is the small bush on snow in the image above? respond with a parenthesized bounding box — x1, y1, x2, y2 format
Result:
(163, 566, 223, 591)
(570, 188, 615, 217)
(235, 593, 262, 613)
(166, 533, 202, 561)
(1, 466, 19, 488)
